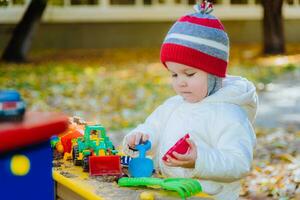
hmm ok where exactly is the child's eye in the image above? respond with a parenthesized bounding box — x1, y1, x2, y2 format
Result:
(171, 73, 177, 78)
(186, 73, 196, 77)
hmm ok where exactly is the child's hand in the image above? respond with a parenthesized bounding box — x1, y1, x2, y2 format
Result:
(126, 132, 149, 150)
(163, 139, 197, 168)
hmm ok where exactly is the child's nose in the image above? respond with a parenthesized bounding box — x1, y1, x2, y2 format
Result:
(178, 77, 187, 87)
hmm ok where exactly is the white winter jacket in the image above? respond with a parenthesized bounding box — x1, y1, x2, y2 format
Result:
(123, 75, 258, 200)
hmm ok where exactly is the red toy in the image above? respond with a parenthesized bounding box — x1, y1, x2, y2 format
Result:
(89, 155, 121, 176)
(60, 129, 82, 153)
(0, 112, 68, 153)
(162, 134, 190, 161)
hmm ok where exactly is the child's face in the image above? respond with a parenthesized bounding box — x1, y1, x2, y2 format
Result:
(167, 62, 208, 103)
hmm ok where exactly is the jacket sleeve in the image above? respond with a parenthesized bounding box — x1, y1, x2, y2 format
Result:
(192, 110, 256, 182)
(122, 97, 177, 157)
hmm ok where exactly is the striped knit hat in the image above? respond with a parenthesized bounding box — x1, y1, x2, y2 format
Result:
(160, 1, 229, 78)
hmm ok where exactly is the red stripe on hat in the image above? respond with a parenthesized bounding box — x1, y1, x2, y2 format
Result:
(160, 43, 227, 77)
(178, 15, 224, 30)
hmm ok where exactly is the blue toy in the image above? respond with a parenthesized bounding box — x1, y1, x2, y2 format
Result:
(121, 155, 132, 167)
(128, 141, 154, 177)
(0, 112, 68, 199)
(0, 142, 54, 199)
(0, 90, 26, 121)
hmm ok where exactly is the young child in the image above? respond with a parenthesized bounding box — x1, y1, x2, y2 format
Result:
(122, 1, 258, 199)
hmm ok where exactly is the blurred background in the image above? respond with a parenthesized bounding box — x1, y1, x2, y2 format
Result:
(0, 0, 300, 199)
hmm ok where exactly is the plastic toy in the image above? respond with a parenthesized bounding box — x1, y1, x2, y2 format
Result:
(140, 191, 155, 200)
(121, 155, 132, 167)
(72, 124, 121, 175)
(51, 135, 64, 154)
(89, 155, 121, 176)
(128, 141, 153, 177)
(0, 112, 68, 200)
(162, 134, 190, 161)
(0, 90, 26, 121)
(118, 177, 202, 199)
(61, 129, 82, 153)
(58, 129, 82, 153)
(51, 127, 83, 161)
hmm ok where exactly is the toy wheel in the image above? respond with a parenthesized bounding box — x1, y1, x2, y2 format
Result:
(0, 114, 24, 122)
(82, 155, 89, 172)
(72, 145, 82, 166)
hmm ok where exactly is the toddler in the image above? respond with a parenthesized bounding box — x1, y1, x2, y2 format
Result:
(122, 1, 258, 199)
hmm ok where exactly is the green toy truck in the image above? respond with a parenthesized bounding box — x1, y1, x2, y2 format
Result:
(72, 124, 119, 173)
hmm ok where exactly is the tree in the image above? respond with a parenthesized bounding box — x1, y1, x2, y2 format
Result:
(262, 0, 285, 55)
(1, 0, 47, 62)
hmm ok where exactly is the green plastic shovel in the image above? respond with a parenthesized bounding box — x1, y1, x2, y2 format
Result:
(118, 177, 202, 199)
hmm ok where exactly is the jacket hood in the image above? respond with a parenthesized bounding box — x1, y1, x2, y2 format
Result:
(204, 75, 258, 123)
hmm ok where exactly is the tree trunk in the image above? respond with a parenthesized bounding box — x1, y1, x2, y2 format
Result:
(1, 0, 47, 62)
(262, 0, 285, 55)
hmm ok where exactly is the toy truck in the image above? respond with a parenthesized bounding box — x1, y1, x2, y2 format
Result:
(72, 125, 121, 175)
(51, 128, 83, 160)
(0, 90, 26, 121)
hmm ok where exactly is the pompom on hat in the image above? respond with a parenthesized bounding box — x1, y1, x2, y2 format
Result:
(160, 0, 229, 78)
